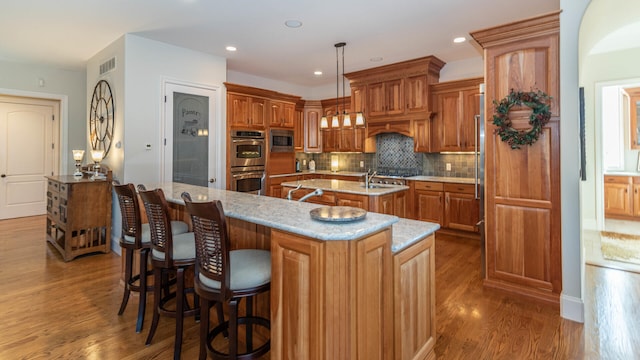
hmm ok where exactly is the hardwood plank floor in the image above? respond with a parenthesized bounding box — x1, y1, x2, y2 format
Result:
(0, 216, 638, 359)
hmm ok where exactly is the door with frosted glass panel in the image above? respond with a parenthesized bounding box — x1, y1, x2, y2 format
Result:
(164, 82, 222, 189)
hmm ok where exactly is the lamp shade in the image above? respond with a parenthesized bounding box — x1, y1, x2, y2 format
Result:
(72, 149, 85, 161)
(355, 112, 365, 126)
(330, 155, 339, 172)
(342, 113, 351, 127)
(320, 116, 328, 129)
(90, 149, 105, 163)
(331, 115, 339, 128)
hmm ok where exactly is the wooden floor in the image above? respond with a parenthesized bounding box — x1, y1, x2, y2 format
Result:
(1, 216, 639, 359)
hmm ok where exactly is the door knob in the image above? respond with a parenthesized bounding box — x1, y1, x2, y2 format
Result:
(209, 178, 216, 183)
(0, 174, 5, 178)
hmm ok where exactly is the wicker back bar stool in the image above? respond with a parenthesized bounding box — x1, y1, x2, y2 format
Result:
(182, 192, 271, 360)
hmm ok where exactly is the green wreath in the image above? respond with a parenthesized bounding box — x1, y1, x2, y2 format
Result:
(492, 89, 552, 149)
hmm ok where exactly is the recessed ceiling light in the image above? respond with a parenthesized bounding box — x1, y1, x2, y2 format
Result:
(453, 37, 466, 43)
(370, 56, 383, 62)
(314, 70, 323, 76)
(285, 20, 302, 28)
(225, 46, 237, 52)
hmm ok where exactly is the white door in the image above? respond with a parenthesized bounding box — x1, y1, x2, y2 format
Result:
(163, 82, 223, 189)
(0, 97, 58, 219)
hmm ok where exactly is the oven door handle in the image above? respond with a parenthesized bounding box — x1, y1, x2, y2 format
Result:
(231, 171, 265, 180)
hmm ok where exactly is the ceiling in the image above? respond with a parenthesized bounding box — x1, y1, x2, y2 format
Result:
(1, 0, 559, 87)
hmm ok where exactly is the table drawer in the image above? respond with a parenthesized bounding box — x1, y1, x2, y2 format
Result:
(48, 179, 60, 193)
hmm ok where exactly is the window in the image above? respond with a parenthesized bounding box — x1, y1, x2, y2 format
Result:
(601, 85, 624, 171)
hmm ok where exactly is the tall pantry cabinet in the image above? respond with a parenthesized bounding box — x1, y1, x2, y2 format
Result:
(471, 11, 562, 307)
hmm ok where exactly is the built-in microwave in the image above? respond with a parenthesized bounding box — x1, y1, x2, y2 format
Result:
(270, 129, 294, 153)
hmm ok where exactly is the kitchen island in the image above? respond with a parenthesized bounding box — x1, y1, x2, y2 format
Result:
(144, 182, 438, 359)
(281, 178, 409, 217)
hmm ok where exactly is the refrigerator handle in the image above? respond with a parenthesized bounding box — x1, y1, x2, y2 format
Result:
(474, 114, 480, 200)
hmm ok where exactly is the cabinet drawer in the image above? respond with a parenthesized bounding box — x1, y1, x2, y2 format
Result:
(48, 179, 60, 193)
(444, 183, 475, 194)
(58, 183, 69, 199)
(414, 181, 443, 192)
(604, 175, 631, 184)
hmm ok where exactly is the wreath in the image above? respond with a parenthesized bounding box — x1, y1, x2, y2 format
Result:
(492, 89, 552, 149)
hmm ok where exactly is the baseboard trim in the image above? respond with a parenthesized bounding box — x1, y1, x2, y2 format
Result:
(560, 293, 584, 323)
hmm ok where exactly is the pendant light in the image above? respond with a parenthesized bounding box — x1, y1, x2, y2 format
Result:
(319, 42, 365, 129)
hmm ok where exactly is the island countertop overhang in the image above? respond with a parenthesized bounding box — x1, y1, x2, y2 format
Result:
(143, 182, 399, 241)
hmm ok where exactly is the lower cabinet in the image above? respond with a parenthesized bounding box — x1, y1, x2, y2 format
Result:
(604, 175, 640, 220)
(412, 180, 480, 233)
(393, 233, 436, 360)
(268, 175, 299, 198)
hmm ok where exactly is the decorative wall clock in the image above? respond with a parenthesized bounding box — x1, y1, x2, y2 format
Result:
(89, 79, 115, 157)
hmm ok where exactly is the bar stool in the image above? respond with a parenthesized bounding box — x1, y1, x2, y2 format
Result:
(138, 186, 199, 360)
(114, 182, 190, 333)
(182, 192, 271, 360)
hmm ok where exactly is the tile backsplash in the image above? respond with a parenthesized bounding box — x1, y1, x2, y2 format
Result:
(296, 133, 478, 178)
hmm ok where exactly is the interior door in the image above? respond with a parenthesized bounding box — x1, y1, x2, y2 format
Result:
(0, 97, 58, 219)
(163, 82, 222, 189)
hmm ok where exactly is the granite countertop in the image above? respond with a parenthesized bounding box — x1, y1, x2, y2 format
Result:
(270, 170, 365, 178)
(142, 182, 398, 241)
(391, 218, 440, 253)
(281, 178, 409, 196)
(141, 182, 438, 253)
(604, 171, 640, 176)
(407, 175, 476, 184)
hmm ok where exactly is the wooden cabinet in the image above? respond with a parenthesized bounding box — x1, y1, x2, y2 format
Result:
(227, 93, 267, 129)
(431, 77, 483, 152)
(624, 87, 640, 149)
(414, 181, 444, 224)
(393, 233, 436, 360)
(304, 101, 322, 153)
(405, 75, 430, 114)
(271, 228, 393, 359)
(471, 11, 561, 306)
(45, 175, 112, 261)
(270, 100, 295, 128)
(335, 192, 369, 210)
(368, 79, 404, 117)
(294, 106, 304, 151)
(413, 118, 431, 152)
(604, 175, 640, 220)
(268, 175, 299, 198)
(444, 183, 480, 232)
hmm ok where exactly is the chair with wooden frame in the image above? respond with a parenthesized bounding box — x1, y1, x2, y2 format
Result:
(138, 186, 199, 360)
(181, 191, 271, 360)
(113, 182, 189, 333)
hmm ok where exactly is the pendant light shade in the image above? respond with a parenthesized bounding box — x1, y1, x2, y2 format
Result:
(320, 116, 328, 129)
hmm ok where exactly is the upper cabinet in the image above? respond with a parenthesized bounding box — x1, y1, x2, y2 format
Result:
(294, 100, 305, 152)
(225, 83, 301, 131)
(623, 87, 640, 149)
(303, 100, 322, 153)
(345, 56, 445, 128)
(431, 77, 483, 152)
(227, 93, 267, 129)
(270, 100, 296, 128)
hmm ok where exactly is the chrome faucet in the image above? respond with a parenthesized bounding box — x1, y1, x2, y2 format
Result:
(298, 189, 323, 202)
(365, 169, 377, 188)
(286, 184, 303, 200)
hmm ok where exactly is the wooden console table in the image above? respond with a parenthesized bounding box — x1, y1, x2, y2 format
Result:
(45, 173, 112, 261)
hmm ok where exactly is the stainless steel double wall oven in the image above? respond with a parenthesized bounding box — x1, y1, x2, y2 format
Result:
(229, 130, 266, 195)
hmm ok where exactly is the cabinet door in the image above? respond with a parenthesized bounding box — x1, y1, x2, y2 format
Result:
(351, 85, 366, 115)
(393, 190, 407, 218)
(385, 79, 404, 115)
(604, 182, 632, 216)
(405, 75, 429, 114)
(336, 192, 368, 211)
(304, 106, 322, 153)
(249, 98, 267, 128)
(416, 191, 443, 224)
(393, 235, 435, 360)
(228, 94, 250, 127)
(339, 128, 354, 152)
(634, 184, 640, 217)
(378, 194, 395, 215)
(270, 102, 282, 127)
(461, 89, 481, 151)
(445, 191, 479, 232)
(322, 129, 339, 153)
(413, 119, 431, 152)
(434, 91, 461, 152)
(282, 102, 296, 128)
(294, 109, 304, 151)
(368, 82, 386, 117)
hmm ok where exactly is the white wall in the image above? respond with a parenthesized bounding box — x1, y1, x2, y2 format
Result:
(87, 34, 227, 184)
(0, 61, 86, 174)
(560, 0, 590, 323)
(580, 47, 640, 227)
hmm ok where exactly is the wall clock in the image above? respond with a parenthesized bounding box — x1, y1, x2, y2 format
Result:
(89, 79, 115, 157)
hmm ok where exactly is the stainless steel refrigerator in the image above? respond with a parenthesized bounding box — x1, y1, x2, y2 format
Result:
(476, 83, 486, 278)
